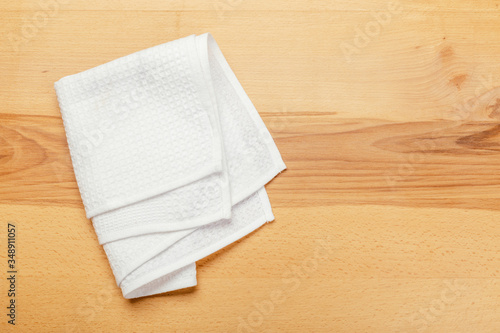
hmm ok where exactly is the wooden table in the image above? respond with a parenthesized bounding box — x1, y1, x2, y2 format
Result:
(1, 0, 499, 332)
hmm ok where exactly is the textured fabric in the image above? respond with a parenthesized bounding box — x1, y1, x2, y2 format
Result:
(55, 35, 225, 219)
(56, 35, 232, 241)
(93, 169, 230, 244)
(55, 33, 286, 299)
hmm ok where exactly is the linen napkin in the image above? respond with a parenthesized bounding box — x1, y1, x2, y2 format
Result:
(55, 33, 285, 298)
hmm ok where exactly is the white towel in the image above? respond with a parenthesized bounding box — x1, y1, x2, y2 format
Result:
(55, 35, 232, 242)
(55, 33, 285, 298)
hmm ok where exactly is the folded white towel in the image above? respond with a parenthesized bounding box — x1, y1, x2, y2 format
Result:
(56, 35, 232, 243)
(55, 33, 285, 298)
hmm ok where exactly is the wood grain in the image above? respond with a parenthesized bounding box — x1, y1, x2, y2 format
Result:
(1, 1, 500, 332)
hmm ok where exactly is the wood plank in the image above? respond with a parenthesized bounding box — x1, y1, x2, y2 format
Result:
(1, 1, 500, 332)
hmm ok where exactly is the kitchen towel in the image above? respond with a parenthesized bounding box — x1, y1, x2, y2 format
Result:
(55, 34, 232, 240)
(55, 33, 286, 298)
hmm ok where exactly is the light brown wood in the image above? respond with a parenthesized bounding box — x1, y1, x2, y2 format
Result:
(1, 1, 500, 332)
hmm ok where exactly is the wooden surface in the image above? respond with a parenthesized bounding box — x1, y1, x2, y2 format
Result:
(1, 0, 500, 332)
